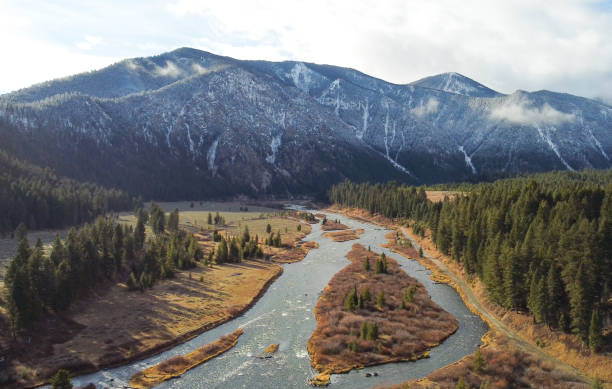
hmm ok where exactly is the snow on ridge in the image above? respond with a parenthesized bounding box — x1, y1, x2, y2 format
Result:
(458, 145, 477, 174)
(289, 62, 316, 93)
(535, 126, 574, 171)
(357, 99, 369, 140)
(207, 137, 220, 174)
(444, 73, 477, 95)
(266, 134, 282, 164)
(587, 127, 610, 161)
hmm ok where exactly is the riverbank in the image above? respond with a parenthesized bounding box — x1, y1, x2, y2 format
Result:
(380, 330, 589, 389)
(1, 213, 314, 388)
(307, 243, 458, 385)
(327, 206, 609, 386)
(1, 259, 282, 388)
(129, 328, 244, 388)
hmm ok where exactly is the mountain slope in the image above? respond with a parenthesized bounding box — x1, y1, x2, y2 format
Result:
(409, 72, 502, 97)
(0, 48, 610, 200)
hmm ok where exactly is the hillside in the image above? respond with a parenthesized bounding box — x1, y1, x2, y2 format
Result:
(0, 48, 610, 199)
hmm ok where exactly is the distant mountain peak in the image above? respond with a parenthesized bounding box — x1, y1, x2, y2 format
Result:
(410, 72, 501, 97)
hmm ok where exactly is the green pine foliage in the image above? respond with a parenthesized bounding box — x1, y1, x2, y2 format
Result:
(49, 369, 73, 389)
(4, 211, 203, 333)
(330, 170, 612, 344)
(0, 150, 133, 235)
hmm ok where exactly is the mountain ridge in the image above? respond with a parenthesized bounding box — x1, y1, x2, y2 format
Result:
(0, 47, 610, 200)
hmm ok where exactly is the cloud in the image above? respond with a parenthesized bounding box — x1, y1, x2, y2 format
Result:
(490, 98, 576, 125)
(153, 60, 183, 77)
(76, 35, 102, 51)
(1, 0, 612, 103)
(411, 98, 440, 118)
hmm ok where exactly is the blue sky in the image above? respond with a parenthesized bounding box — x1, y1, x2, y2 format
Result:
(2, 0, 612, 103)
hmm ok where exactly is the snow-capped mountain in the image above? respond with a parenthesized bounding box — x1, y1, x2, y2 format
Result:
(0, 48, 610, 199)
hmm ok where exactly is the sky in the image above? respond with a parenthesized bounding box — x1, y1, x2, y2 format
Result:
(1, 0, 612, 103)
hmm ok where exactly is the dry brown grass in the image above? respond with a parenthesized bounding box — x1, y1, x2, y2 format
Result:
(379, 332, 590, 389)
(1, 258, 282, 388)
(321, 220, 349, 231)
(323, 230, 360, 242)
(129, 328, 243, 388)
(307, 244, 458, 378)
(424, 191, 462, 203)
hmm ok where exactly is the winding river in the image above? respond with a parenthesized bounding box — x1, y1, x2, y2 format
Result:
(70, 211, 487, 388)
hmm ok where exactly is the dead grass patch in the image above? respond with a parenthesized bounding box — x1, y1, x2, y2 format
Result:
(379, 332, 589, 389)
(323, 230, 360, 242)
(321, 221, 349, 231)
(424, 191, 462, 203)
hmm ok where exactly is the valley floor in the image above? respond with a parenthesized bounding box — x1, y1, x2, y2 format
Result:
(0, 204, 313, 388)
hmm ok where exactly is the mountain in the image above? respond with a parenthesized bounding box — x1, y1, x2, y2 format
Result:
(409, 72, 501, 97)
(0, 47, 610, 200)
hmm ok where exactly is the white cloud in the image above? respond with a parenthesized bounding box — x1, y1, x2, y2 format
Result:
(490, 98, 576, 125)
(411, 98, 440, 118)
(76, 35, 102, 51)
(153, 60, 183, 77)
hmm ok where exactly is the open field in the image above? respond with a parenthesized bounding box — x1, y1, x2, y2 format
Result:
(424, 191, 462, 203)
(130, 328, 244, 388)
(328, 206, 609, 387)
(307, 244, 458, 385)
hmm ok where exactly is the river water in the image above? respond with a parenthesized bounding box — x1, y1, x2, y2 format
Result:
(70, 211, 487, 388)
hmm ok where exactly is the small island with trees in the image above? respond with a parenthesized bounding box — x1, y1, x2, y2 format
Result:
(307, 243, 459, 385)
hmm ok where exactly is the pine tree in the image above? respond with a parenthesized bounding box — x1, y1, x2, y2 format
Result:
(472, 348, 485, 373)
(591, 378, 603, 389)
(588, 309, 603, 352)
(167, 208, 179, 231)
(570, 264, 590, 340)
(207, 212, 213, 225)
(50, 369, 73, 389)
(364, 256, 370, 271)
(377, 291, 386, 309)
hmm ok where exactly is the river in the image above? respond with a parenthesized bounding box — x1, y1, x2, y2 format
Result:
(70, 211, 487, 388)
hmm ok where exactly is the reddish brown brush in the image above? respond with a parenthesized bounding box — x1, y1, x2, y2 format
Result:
(307, 243, 458, 373)
(380, 335, 589, 389)
(321, 221, 349, 231)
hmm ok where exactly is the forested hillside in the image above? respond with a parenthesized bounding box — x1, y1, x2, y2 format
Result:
(329, 170, 612, 350)
(0, 150, 134, 234)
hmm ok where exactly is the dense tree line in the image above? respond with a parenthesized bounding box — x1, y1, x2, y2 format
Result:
(3, 208, 202, 334)
(0, 150, 134, 235)
(329, 170, 611, 350)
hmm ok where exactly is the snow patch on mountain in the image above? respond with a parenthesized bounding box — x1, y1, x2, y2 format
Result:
(358, 99, 369, 140)
(536, 126, 574, 170)
(587, 127, 610, 161)
(266, 134, 282, 164)
(207, 137, 220, 175)
(459, 145, 477, 174)
(289, 62, 316, 93)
